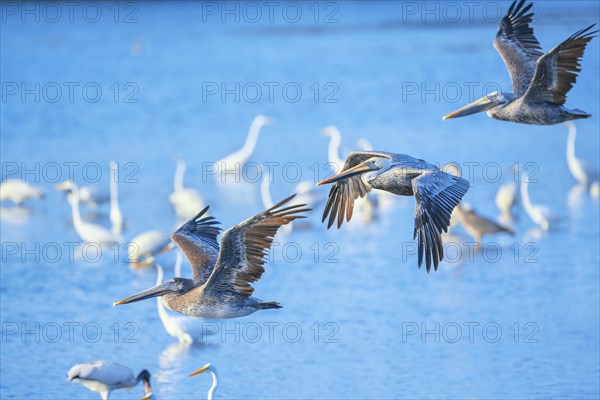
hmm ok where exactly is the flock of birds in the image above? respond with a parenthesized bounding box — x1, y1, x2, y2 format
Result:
(1, 1, 599, 398)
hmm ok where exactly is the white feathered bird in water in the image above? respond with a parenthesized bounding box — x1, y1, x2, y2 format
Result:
(169, 158, 205, 220)
(109, 161, 123, 235)
(520, 172, 556, 231)
(0, 179, 44, 205)
(565, 121, 599, 197)
(495, 181, 519, 221)
(189, 363, 219, 400)
(67, 361, 152, 400)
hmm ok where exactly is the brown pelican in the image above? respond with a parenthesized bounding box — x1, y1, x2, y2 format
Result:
(169, 159, 205, 220)
(67, 361, 152, 400)
(56, 181, 121, 244)
(189, 363, 218, 400)
(443, 0, 597, 125)
(109, 161, 123, 235)
(455, 203, 515, 245)
(114, 195, 309, 317)
(317, 151, 470, 271)
(0, 179, 44, 205)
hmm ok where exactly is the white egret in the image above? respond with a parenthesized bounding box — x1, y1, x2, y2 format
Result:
(565, 121, 599, 190)
(520, 173, 552, 230)
(169, 159, 205, 220)
(0, 179, 44, 205)
(495, 182, 519, 220)
(67, 360, 152, 400)
(109, 161, 123, 235)
(189, 363, 219, 400)
(56, 181, 120, 244)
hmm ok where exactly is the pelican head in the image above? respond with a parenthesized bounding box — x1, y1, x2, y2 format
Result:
(443, 91, 509, 120)
(317, 157, 391, 186)
(113, 277, 195, 306)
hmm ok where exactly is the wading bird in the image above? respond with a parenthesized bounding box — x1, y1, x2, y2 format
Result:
(56, 182, 109, 212)
(317, 152, 469, 271)
(495, 182, 519, 221)
(455, 203, 515, 245)
(520, 173, 553, 230)
(189, 363, 218, 400)
(67, 361, 152, 400)
(215, 115, 272, 179)
(565, 122, 599, 189)
(169, 159, 205, 220)
(0, 179, 44, 205)
(127, 229, 174, 268)
(56, 181, 120, 245)
(114, 195, 309, 318)
(109, 161, 123, 235)
(443, 0, 597, 125)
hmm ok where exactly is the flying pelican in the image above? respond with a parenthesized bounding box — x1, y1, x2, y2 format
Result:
(215, 115, 272, 179)
(109, 161, 123, 235)
(443, 0, 597, 125)
(317, 152, 469, 271)
(189, 363, 218, 400)
(169, 159, 205, 220)
(67, 361, 152, 400)
(127, 229, 174, 268)
(0, 179, 44, 205)
(114, 195, 310, 317)
(455, 203, 515, 245)
(56, 181, 121, 245)
(520, 172, 552, 230)
(565, 121, 599, 189)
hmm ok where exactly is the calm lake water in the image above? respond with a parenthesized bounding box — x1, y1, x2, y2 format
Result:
(1, 1, 599, 399)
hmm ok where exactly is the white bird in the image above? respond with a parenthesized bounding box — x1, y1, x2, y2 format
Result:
(565, 121, 599, 190)
(189, 363, 219, 400)
(155, 252, 202, 344)
(520, 173, 552, 230)
(169, 159, 205, 220)
(495, 182, 519, 220)
(67, 360, 152, 400)
(216, 115, 272, 179)
(56, 183, 110, 213)
(56, 181, 121, 244)
(322, 126, 377, 224)
(109, 161, 123, 235)
(127, 229, 174, 268)
(0, 179, 44, 205)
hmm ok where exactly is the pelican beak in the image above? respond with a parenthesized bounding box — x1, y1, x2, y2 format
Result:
(317, 162, 376, 186)
(443, 96, 497, 120)
(189, 363, 211, 377)
(113, 283, 168, 306)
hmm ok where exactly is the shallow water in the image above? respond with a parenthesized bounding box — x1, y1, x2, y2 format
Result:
(1, 1, 599, 399)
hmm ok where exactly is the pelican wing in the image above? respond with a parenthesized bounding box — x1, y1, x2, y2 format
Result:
(493, 0, 543, 97)
(412, 171, 470, 272)
(322, 151, 392, 229)
(523, 24, 597, 105)
(171, 207, 221, 283)
(204, 195, 310, 297)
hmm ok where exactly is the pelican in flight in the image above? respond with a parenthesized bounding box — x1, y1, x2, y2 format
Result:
(109, 161, 123, 235)
(455, 203, 515, 245)
(189, 363, 218, 400)
(215, 115, 272, 179)
(67, 361, 152, 400)
(127, 229, 174, 268)
(169, 159, 205, 220)
(565, 121, 599, 190)
(0, 179, 44, 205)
(114, 195, 309, 317)
(443, 0, 597, 125)
(317, 152, 469, 271)
(56, 181, 121, 245)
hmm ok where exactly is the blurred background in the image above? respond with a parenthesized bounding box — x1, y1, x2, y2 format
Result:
(1, 1, 599, 398)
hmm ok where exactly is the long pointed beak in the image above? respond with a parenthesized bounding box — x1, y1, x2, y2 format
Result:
(443, 96, 496, 120)
(189, 363, 211, 377)
(317, 162, 374, 186)
(113, 284, 168, 306)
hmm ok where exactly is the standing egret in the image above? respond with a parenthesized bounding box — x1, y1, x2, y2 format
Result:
(317, 152, 469, 271)
(56, 181, 121, 245)
(0, 179, 44, 205)
(455, 203, 515, 245)
(114, 195, 310, 317)
(67, 361, 152, 400)
(520, 173, 553, 230)
(215, 115, 272, 179)
(443, 0, 597, 125)
(109, 161, 123, 235)
(169, 159, 205, 220)
(189, 363, 218, 400)
(565, 121, 599, 189)
(495, 182, 519, 220)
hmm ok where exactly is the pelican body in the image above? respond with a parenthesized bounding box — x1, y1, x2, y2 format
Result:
(67, 361, 151, 400)
(444, 0, 597, 125)
(114, 195, 310, 318)
(317, 151, 469, 271)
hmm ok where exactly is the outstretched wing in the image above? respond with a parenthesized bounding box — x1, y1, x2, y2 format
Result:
(204, 195, 310, 297)
(493, 0, 543, 97)
(523, 24, 597, 105)
(322, 151, 392, 229)
(171, 207, 221, 283)
(412, 171, 470, 272)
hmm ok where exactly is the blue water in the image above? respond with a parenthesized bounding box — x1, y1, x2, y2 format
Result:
(1, 1, 599, 399)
